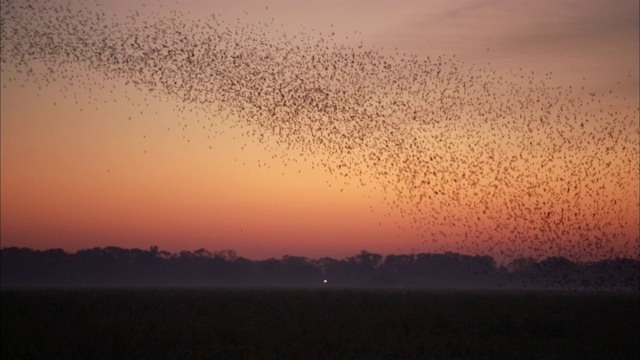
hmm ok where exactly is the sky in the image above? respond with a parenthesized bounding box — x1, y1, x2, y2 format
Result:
(1, 0, 638, 261)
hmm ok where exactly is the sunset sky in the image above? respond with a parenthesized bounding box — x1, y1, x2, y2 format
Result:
(1, 0, 638, 261)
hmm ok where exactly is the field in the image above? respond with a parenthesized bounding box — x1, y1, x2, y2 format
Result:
(2, 289, 638, 359)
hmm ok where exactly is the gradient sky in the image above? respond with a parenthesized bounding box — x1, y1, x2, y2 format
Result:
(1, 0, 638, 261)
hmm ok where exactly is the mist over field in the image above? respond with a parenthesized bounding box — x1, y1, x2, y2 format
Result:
(2, 246, 638, 291)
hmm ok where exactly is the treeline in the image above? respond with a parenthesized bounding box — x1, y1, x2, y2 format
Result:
(1, 246, 638, 290)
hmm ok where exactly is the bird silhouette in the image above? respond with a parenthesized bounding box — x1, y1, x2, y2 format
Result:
(1, 0, 638, 265)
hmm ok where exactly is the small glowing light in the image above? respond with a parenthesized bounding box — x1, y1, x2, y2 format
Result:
(323, 279, 328, 283)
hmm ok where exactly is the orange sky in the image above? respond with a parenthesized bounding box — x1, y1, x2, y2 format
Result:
(1, 0, 638, 261)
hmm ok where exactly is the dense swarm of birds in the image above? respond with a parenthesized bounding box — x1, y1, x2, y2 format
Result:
(2, 0, 638, 262)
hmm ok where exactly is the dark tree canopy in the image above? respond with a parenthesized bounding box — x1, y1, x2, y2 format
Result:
(1, 246, 637, 291)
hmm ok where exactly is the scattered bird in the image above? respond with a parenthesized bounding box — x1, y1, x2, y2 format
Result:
(1, 0, 638, 263)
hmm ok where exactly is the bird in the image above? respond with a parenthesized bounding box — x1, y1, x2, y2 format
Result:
(0, 0, 637, 269)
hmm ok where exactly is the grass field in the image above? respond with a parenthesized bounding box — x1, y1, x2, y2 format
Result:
(2, 288, 638, 359)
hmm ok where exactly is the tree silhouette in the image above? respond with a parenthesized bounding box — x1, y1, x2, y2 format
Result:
(1, 246, 637, 290)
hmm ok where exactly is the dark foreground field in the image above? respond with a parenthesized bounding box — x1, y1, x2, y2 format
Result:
(2, 289, 638, 359)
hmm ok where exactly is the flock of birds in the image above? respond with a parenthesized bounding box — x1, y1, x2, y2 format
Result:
(2, 0, 638, 262)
